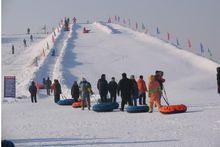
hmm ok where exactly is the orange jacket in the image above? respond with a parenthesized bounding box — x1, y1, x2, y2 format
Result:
(137, 79, 147, 93)
(148, 75, 161, 99)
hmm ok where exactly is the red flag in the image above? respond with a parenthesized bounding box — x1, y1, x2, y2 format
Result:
(188, 39, 192, 48)
(167, 32, 170, 40)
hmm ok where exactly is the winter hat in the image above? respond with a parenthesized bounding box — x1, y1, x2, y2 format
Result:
(122, 73, 127, 78)
(148, 75, 154, 82)
(130, 75, 135, 79)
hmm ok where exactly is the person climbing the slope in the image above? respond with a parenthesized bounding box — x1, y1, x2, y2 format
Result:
(148, 75, 162, 113)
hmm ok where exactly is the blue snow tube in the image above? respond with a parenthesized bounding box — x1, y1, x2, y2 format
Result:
(57, 98, 77, 105)
(126, 105, 149, 113)
(93, 102, 119, 112)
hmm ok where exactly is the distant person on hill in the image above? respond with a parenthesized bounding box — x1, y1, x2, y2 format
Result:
(23, 39, 27, 47)
(108, 77, 118, 102)
(97, 74, 108, 102)
(154, 70, 165, 104)
(137, 75, 147, 105)
(27, 28, 30, 34)
(73, 17, 77, 23)
(45, 77, 52, 96)
(29, 81, 37, 103)
(30, 35, 33, 42)
(71, 81, 79, 101)
(79, 78, 93, 110)
(130, 75, 138, 106)
(11, 45, 15, 54)
(217, 67, 220, 94)
(117, 73, 133, 111)
(54, 79, 62, 103)
(148, 75, 162, 113)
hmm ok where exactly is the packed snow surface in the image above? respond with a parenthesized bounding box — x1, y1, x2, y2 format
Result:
(2, 22, 220, 146)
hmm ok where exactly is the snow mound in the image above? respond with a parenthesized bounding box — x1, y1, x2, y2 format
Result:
(93, 22, 113, 34)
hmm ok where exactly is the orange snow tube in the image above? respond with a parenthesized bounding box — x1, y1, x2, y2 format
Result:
(72, 100, 87, 108)
(159, 104, 187, 114)
(36, 83, 44, 89)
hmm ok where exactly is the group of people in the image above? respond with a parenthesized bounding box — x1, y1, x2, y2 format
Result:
(28, 71, 165, 112)
(95, 71, 165, 112)
(11, 28, 34, 54)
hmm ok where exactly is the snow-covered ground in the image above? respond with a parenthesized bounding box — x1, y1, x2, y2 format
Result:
(2, 22, 220, 146)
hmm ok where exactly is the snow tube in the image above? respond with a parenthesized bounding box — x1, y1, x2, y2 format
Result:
(72, 100, 87, 108)
(93, 102, 119, 112)
(83, 30, 90, 33)
(36, 83, 44, 89)
(126, 105, 149, 113)
(159, 104, 187, 114)
(57, 98, 77, 105)
(1, 140, 15, 147)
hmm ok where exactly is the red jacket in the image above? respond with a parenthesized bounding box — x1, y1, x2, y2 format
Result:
(137, 79, 147, 93)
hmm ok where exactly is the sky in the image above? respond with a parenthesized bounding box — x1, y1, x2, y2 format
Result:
(2, 0, 220, 62)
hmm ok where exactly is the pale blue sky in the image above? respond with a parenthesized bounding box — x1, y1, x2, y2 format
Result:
(2, 0, 220, 62)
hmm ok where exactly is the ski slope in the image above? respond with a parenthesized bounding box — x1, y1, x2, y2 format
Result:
(2, 22, 220, 147)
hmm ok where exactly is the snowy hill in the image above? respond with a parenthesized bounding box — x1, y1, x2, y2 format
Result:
(2, 22, 220, 146)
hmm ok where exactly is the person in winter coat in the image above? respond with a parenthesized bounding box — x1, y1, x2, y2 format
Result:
(154, 70, 165, 103)
(12, 45, 15, 54)
(97, 74, 108, 102)
(45, 77, 52, 95)
(71, 81, 79, 101)
(148, 75, 162, 113)
(29, 81, 37, 103)
(130, 75, 139, 106)
(117, 73, 132, 111)
(217, 67, 220, 94)
(108, 77, 118, 102)
(30, 35, 33, 42)
(23, 39, 27, 47)
(53, 79, 62, 103)
(79, 78, 93, 110)
(137, 75, 147, 105)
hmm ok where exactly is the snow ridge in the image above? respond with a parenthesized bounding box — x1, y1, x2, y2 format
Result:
(93, 22, 112, 34)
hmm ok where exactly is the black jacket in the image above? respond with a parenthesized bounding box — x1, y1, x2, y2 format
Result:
(29, 83, 37, 95)
(54, 82, 62, 95)
(71, 83, 79, 98)
(108, 81, 118, 94)
(130, 79, 138, 98)
(97, 78, 108, 95)
(118, 77, 132, 99)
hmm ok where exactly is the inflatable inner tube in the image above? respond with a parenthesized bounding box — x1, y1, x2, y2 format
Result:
(93, 102, 119, 112)
(126, 105, 149, 113)
(57, 98, 77, 105)
(72, 100, 87, 108)
(159, 104, 187, 114)
(36, 83, 44, 89)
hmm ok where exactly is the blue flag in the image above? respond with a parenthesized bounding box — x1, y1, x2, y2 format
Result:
(156, 27, 160, 34)
(200, 43, 204, 53)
